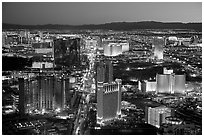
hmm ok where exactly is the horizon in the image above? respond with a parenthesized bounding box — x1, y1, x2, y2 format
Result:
(3, 2, 202, 25)
(2, 20, 202, 26)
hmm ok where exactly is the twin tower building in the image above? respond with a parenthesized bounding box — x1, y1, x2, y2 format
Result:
(95, 61, 122, 124)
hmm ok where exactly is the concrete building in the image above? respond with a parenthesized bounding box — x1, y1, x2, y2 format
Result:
(121, 42, 129, 52)
(146, 106, 174, 128)
(156, 73, 185, 94)
(156, 74, 173, 94)
(174, 75, 186, 94)
(153, 37, 164, 60)
(96, 60, 122, 123)
(97, 79, 122, 123)
(138, 81, 157, 93)
(18, 75, 69, 114)
(18, 78, 26, 114)
(96, 61, 113, 84)
(112, 43, 122, 56)
(104, 43, 125, 57)
(54, 37, 81, 68)
(32, 62, 54, 69)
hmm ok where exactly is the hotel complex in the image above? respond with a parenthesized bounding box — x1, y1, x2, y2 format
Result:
(96, 61, 122, 124)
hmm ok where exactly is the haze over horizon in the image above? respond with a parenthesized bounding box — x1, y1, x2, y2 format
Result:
(3, 2, 202, 25)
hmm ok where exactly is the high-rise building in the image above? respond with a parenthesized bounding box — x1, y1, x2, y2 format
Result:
(104, 43, 122, 56)
(54, 37, 81, 68)
(95, 60, 113, 102)
(146, 106, 174, 128)
(96, 60, 122, 123)
(174, 75, 186, 94)
(96, 61, 113, 84)
(31, 42, 54, 69)
(33, 42, 53, 54)
(18, 78, 26, 114)
(121, 42, 129, 52)
(156, 74, 172, 94)
(139, 81, 157, 93)
(113, 44, 122, 56)
(97, 79, 122, 123)
(156, 73, 185, 94)
(103, 43, 112, 56)
(153, 37, 164, 60)
(18, 74, 69, 114)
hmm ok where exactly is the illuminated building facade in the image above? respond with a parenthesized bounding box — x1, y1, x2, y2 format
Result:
(32, 62, 54, 69)
(104, 43, 122, 56)
(96, 60, 122, 123)
(113, 43, 122, 56)
(146, 106, 174, 128)
(103, 43, 112, 56)
(139, 81, 157, 93)
(97, 79, 122, 123)
(174, 75, 186, 94)
(18, 75, 69, 114)
(156, 74, 173, 94)
(32, 42, 54, 68)
(121, 42, 129, 52)
(153, 37, 164, 60)
(32, 42, 53, 54)
(156, 74, 185, 94)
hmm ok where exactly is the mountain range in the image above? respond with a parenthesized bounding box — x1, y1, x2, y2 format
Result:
(2, 21, 202, 31)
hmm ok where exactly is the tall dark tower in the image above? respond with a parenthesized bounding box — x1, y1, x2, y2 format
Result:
(104, 61, 113, 83)
(54, 38, 69, 67)
(18, 78, 25, 115)
(96, 60, 113, 83)
(95, 60, 122, 123)
(69, 38, 81, 68)
(95, 60, 113, 101)
(54, 37, 81, 69)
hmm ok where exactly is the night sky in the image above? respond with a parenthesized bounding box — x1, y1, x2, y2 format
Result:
(2, 2, 202, 25)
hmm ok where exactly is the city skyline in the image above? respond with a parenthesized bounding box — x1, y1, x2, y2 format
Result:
(2, 2, 202, 25)
(2, 1, 202, 135)
(2, 26, 202, 135)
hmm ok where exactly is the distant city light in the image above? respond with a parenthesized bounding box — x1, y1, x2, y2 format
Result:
(126, 67, 130, 71)
(55, 108, 61, 113)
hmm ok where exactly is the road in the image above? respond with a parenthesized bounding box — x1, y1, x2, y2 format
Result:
(72, 46, 96, 135)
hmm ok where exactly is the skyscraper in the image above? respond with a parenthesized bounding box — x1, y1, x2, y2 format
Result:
(156, 74, 172, 94)
(18, 78, 26, 114)
(174, 75, 186, 94)
(95, 60, 113, 102)
(156, 73, 185, 94)
(121, 41, 129, 52)
(153, 37, 164, 60)
(54, 37, 81, 68)
(96, 60, 113, 84)
(18, 74, 69, 113)
(97, 79, 122, 124)
(96, 61, 122, 124)
(104, 43, 122, 57)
